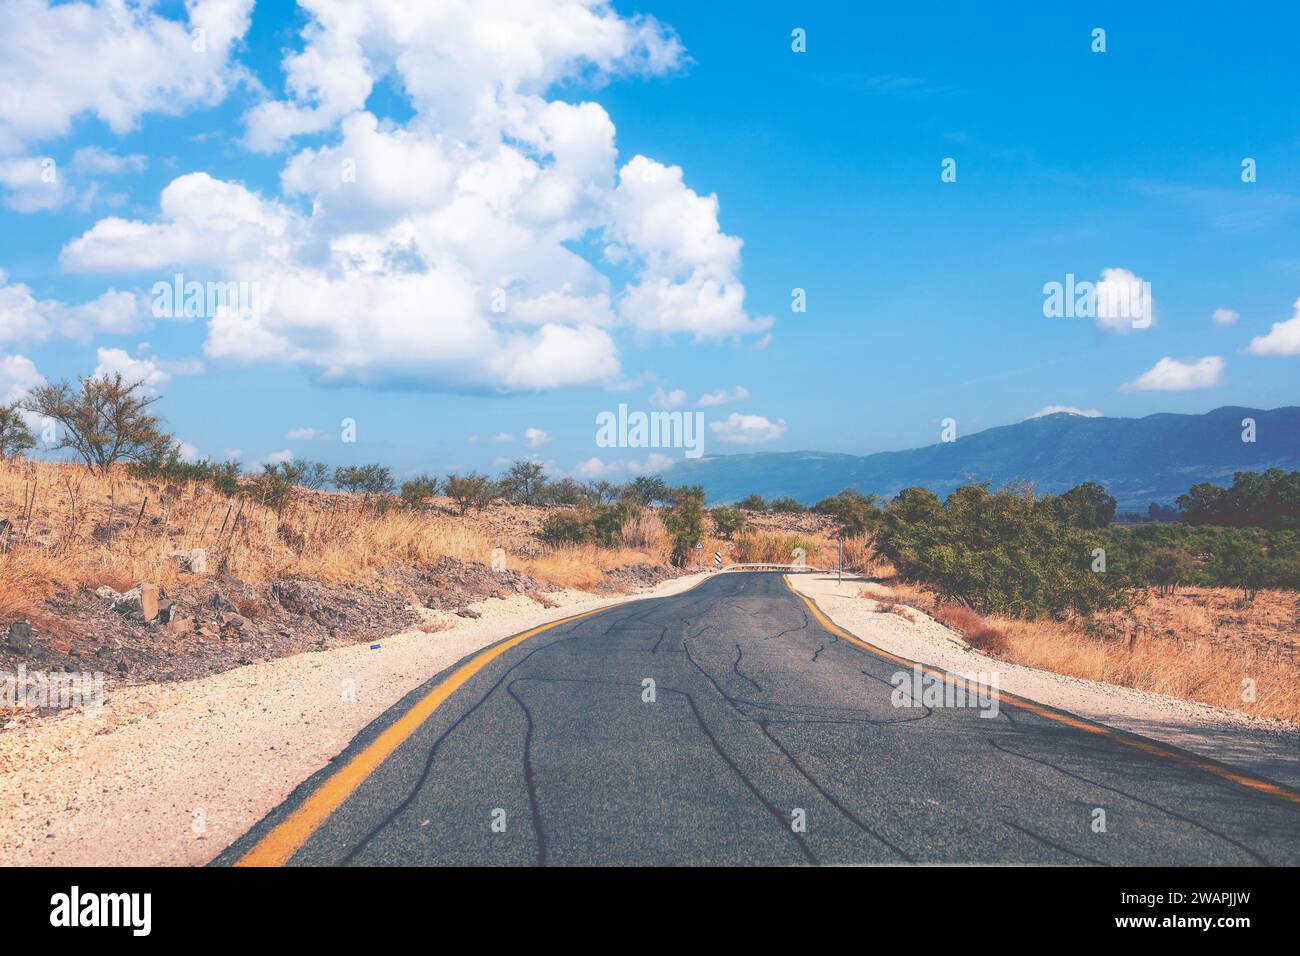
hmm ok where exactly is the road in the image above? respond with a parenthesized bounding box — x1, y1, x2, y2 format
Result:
(219, 572, 1300, 866)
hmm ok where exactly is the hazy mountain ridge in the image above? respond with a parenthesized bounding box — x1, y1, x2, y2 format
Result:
(666, 406, 1300, 510)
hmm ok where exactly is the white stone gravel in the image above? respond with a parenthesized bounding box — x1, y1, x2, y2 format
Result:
(0, 573, 708, 866)
(788, 573, 1300, 792)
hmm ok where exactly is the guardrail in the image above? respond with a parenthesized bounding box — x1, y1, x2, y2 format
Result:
(715, 563, 829, 573)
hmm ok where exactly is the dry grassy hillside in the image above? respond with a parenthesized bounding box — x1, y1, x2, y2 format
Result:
(878, 580, 1299, 722)
(4, 459, 1294, 722)
(0, 460, 649, 603)
(0, 460, 833, 693)
(0, 461, 651, 689)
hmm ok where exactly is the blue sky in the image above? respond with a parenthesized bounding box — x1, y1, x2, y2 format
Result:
(2, 0, 1299, 481)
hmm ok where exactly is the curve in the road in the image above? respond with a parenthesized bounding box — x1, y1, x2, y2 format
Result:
(221, 572, 1300, 867)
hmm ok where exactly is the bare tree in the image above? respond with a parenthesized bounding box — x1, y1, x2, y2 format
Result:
(23, 374, 171, 475)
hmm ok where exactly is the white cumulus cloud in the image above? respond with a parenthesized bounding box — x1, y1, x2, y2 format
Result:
(0, 0, 252, 155)
(0, 156, 73, 211)
(1211, 307, 1239, 326)
(70, 146, 148, 176)
(610, 156, 770, 340)
(570, 452, 674, 478)
(241, 0, 682, 153)
(0, 269, 140, 344)
(1245, 298, 1300, 356)
(92, 347, 171, 391)
(1029, 405, 1103, 419)
(53, 1, 766, 393)
(697, 385, 749, 407)
(60, 172, 293, 272)
(1121, 356, 1224, 392)
(55, 1, 764, 395)
(650, 386, 687, 409)
(0, 351, 43, 403)
(709, 412, 787, 445)
(1095, 267, 1155, 334)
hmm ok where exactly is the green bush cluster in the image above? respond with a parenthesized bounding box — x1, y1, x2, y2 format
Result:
(0, 402, 36, 459)
(871, 476, 1300, 614)
(537, 502, 638, 547)
(770, 496, 808, 514)
(873, 485, 1123, 618)
(1177, 469, 1300, 529)
(1101, 523, 1300, 596)
(813, 490, 880, 537)
(399, 474, 440, 508)
(709, 506, 747, 540)
(664, 486, 706, 566)
(129, 447, 243, 496)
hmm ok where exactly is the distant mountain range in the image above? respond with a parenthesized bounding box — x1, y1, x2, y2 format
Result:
(664, 406, 1300, 511)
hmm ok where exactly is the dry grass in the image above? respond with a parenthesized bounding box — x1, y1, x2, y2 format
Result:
(927, 602, 1008, 654)
(841, 535, 890, 576)
(0, 460, 670, 605)
(717, 530, 882, 575)
(884, 581, 1298, 722)
(733, 530, 828, 566)
(1096, 586, 1300, 653)
(517, 544, 665, 590)
(620, 509, 670, 559)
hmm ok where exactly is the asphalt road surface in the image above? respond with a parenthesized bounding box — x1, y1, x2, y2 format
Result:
(221, 573, 1300, 866)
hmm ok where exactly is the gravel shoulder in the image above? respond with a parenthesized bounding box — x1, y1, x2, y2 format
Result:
(0, 572, 708, 866)
(789, 573, 1300, 792)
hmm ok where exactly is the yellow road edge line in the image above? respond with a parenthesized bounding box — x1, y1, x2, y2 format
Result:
(783, 575, 1300, 807)
(235, 573, 714, 866)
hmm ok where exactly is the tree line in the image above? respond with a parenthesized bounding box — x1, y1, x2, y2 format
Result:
(821, 480, 1298, 617)
(1176, 469, 1300, 529)
(4, 373, 1299, 593)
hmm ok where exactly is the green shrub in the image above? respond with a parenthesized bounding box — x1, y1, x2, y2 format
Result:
(129, 446, 243, 496)
(444, 472, 498, 514)
(710, 506, 747, 540)
(770, 496, 807, 514)
(1053, 481, 1117, 529)
(665, 485, 706, 566)
(1177, 468, 1300, 529)
(591, 502, 636, 546)
(400, 474, 440, 508)
(626, 475, 670, 506)
(251, 465, 295, 510)
(334, 464, 395, 495)
(275, 460, 331, 489)
(544, 478, 591, 507)
(874, 484, 1122, 618)
(0, 402, 35, 459)
(813, 490, 880, 537)
(535, 502, 637, 548)
(538, 512, 589, 547)
(1145, 547, 1193, 595)
(500, 460, 548, 505)
(1101, 523, 1300, 591)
